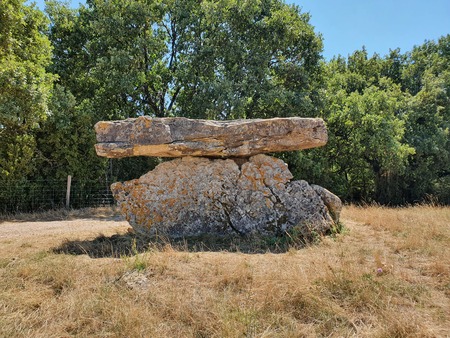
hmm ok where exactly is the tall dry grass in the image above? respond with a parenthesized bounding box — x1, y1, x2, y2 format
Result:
(0, 205, 449, 337)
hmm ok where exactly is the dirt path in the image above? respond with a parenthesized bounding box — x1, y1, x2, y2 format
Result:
(0, 218, 129, 240)
(0, 216, 131, 258)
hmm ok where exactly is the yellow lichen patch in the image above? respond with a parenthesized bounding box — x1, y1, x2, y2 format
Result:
(141, 116, 153, 129)
(133, 144, 183, 157)
(93, 121, 110, 133)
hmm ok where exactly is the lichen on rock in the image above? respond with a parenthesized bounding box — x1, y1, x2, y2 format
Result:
(111, 154, 341, 238)
(95, 116, 328, 158)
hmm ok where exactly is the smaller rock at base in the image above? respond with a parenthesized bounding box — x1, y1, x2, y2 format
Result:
(311, 185, 343, 223)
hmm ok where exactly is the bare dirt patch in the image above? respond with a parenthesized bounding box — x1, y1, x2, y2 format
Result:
(0, 208, 130, 257)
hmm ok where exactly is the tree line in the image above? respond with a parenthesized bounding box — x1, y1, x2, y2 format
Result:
(1, 0, 449, 208)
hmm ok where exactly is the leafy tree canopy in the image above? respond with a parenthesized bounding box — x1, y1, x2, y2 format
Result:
(0, 0, 54, 180)
(47, 0, 323, 120)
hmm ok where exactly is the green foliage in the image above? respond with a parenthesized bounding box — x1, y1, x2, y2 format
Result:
(47, 0, 322, 120)
(293, 41, 450, 204)
(0, 0, 54, 180)
(34, 85, 102, 180)
(45, 1, 94, 100)
(295, 50, 414, 202)
(330, 82, 414, 201)
(400, 36, 450, 203)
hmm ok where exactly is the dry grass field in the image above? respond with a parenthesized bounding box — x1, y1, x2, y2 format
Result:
(0, 205, 449, 337)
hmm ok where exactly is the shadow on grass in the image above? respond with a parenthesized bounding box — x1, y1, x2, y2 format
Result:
(52, 231, 311, 257)
(0, 207, 123, 223)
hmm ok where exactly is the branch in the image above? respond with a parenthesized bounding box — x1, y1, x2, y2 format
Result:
(168, 18, 178, 72)
(158, 91, 165, 117)
(142, 84, 160, 116)
(168, 86, 181, 112)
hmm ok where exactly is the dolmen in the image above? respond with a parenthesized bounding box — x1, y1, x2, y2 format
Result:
(95, 116, 342, 239)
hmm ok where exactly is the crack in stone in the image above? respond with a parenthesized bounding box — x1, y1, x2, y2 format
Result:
(222, 201, 245, 236)
(264, 181, 289, 235)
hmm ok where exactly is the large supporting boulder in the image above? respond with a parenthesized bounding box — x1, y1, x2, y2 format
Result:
(95, 116, 327, 158)
(111, 154, 342, 238)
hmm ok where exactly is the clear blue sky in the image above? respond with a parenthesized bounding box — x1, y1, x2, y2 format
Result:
(295, 0, 450, 59)
(31, 0, 450, 60)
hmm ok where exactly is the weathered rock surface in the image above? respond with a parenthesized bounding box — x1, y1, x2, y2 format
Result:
(311, 185, 342, 223)
(95, 116, 327, 158)
(111, 154, 341, 238)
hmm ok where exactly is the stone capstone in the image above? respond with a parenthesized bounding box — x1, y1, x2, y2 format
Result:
(111, 154, 342, 238)
(95, 116, 327, 158)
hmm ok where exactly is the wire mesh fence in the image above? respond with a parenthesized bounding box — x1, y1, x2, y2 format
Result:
(0, 178, 114, 214)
